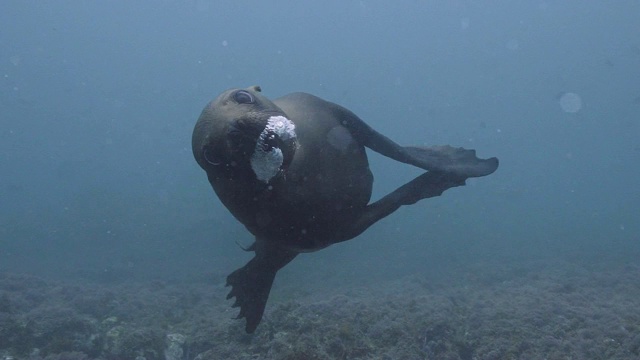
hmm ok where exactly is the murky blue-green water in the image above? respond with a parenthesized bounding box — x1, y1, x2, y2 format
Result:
(1, 1, 639, 358)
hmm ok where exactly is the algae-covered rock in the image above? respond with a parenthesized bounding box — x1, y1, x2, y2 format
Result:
(104, 325, 164, 360)
(164, 333, 186, 360)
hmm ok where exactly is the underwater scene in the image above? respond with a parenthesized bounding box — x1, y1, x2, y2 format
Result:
(1, 1, 639, 359)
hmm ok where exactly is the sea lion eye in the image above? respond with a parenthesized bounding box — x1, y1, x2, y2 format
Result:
(234, 90, 254, 104)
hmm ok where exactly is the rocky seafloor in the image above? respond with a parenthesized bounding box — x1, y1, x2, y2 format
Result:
(1, 259, 640, 360)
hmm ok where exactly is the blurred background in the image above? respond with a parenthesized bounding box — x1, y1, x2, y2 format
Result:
(0, 0, 638, 289)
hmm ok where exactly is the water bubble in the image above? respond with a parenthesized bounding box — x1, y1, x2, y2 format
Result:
(506, 39, 519, 51)
(559, 92, 582, 113)
(222, 40, 228, 47)
(327, 126, 354, 152)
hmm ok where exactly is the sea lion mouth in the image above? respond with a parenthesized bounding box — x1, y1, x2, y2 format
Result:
(250, 115, 297, 183)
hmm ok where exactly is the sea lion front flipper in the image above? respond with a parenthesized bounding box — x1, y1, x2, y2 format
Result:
(338, 171, 466, 241)
(226, 241, 297, 333)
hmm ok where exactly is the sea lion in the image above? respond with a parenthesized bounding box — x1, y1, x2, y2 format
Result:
(192, 86, 498, 333)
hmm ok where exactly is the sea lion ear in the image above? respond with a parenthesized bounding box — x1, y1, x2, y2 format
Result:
(248, 85, 262, 92)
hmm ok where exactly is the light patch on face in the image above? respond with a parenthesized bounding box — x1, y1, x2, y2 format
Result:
(250, 116, 296, 183)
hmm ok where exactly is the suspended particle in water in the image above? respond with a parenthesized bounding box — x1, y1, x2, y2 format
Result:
(9, 55, 21, 66)
(196, 0, 209, 12)
(559, 92, 582, 113)
(461, 17, 470, 31)
(222, 40, 228, 47)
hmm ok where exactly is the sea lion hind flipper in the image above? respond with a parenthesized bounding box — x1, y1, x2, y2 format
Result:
(333, 108, 498, 177)
(225, 242, 297, 333)
(395, 171, 468, 205)
(235, 240, 256, 252)
(404, 145, 499, 178)
(339, 171, 466, 241)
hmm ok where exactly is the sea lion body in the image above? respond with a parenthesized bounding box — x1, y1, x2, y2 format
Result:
(192, 86, 499, 333)
(253, 93, 378, 251)
(196, 90, 374, 252)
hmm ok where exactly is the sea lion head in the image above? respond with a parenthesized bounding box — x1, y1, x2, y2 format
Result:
(192, 86, 298, 183)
